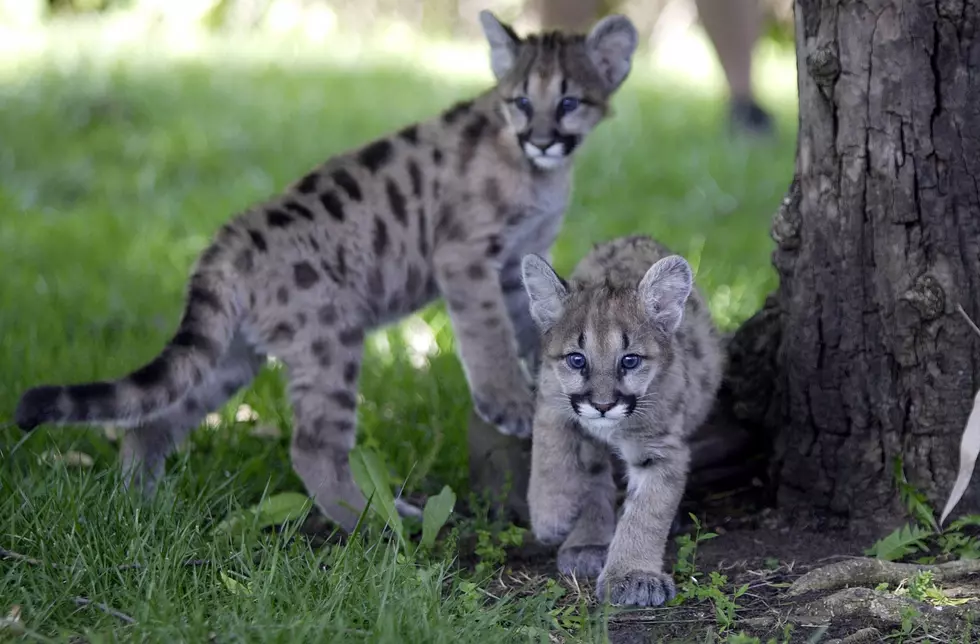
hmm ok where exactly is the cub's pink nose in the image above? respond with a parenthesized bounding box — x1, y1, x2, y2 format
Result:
(592, 401, 616, 414)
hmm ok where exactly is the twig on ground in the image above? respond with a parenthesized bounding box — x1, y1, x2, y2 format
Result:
(0, 547, 48, 567)
(610, 615, 717, 625)
(810, 554, 863, 567)
(116, 562, 143, 571)
(73, 597, 135, 625)
(0, 548, 210, 573)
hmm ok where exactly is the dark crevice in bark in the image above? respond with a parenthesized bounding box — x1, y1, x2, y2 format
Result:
(930, 18, 943, 124)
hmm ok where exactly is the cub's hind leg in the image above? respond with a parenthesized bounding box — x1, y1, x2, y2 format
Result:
(282, 327, 365, 533)
(120, 330, 266, 496)
(275, 320, 421, 533)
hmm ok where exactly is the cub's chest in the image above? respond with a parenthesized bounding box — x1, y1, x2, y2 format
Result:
(499, 175, 571, 255)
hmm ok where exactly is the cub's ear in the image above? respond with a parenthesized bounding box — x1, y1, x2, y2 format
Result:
(585, 14, 639, 91)
(521, 254, 569, 331)
(637, 255, 693, 335)
(479, 10, 521, 80)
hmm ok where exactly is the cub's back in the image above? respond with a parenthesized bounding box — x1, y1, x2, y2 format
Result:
(571, 235, 709, 315)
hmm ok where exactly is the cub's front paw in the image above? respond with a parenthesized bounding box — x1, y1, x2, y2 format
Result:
(597, 569, 676, 607)
(472, 383, 535, 439)
(557, 545, 607, 579)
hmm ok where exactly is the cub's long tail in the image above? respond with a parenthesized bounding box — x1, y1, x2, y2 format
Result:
(15, 267, 242, 431)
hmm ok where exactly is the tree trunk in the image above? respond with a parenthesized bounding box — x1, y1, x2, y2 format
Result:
(737, 0, 980, 529)
(530, 0, 606, 31)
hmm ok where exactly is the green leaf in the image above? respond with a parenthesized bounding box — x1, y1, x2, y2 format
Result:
(946, 514, 980, 532)
(865, 523, 933, 561)
(420, 485, 455, 549)
(349, 446, 405, 549)
(220, 570, 252, 596)
(893, 458, 939, 532)
(214, 491, 312, 536)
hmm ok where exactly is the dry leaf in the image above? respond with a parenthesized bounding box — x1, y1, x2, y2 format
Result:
(219, 570, 253, 596)
(40, 450, 94, 468)
(940, 388, 980, 525)
(103, 425, 122, 443)
(0, 605, 24, 635)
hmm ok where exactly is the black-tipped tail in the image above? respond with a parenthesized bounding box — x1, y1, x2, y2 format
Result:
(14, 268, 241, 431)
(16, 381, 121, 431)
(15, 385, 63, 431)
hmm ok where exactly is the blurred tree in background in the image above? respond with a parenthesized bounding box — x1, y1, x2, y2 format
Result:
(0, 0, 793, 43)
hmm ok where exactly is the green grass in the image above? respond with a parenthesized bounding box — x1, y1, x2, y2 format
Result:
(0, 19, 797, 641)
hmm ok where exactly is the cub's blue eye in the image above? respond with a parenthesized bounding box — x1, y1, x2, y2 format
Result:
(558, 97, 580, 116)
(620, 354, 641, 370)
(565, 352, 587, 370)
(513, 96, 533, 115)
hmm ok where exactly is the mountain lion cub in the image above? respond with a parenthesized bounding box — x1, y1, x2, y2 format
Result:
(521, 235, 723, 606)
(14, 11, 639, 532)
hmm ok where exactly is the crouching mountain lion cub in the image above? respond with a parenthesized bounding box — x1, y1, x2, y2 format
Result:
(14, 10, 639, 533)
(521, 235, 723, 607)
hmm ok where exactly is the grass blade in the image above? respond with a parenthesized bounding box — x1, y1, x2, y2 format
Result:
(350, 446, 406, 551)
(213, 491, 313, 536)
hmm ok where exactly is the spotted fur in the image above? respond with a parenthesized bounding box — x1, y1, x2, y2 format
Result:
(521, 235, 723, 607)
(13, 10, 638, 533)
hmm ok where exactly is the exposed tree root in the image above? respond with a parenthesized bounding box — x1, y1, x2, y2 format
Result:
(798, 586, 976, 634)
(787, 556, 980, 596)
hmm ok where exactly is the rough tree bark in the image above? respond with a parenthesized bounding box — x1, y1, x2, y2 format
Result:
(729, 0, 980, 528)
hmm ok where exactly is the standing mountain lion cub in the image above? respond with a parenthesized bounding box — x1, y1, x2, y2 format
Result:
(521, 235, 723, 607)
(14, 10, 639, 532)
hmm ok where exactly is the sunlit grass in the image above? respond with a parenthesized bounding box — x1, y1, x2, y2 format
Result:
(1, 16, 797, 640)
